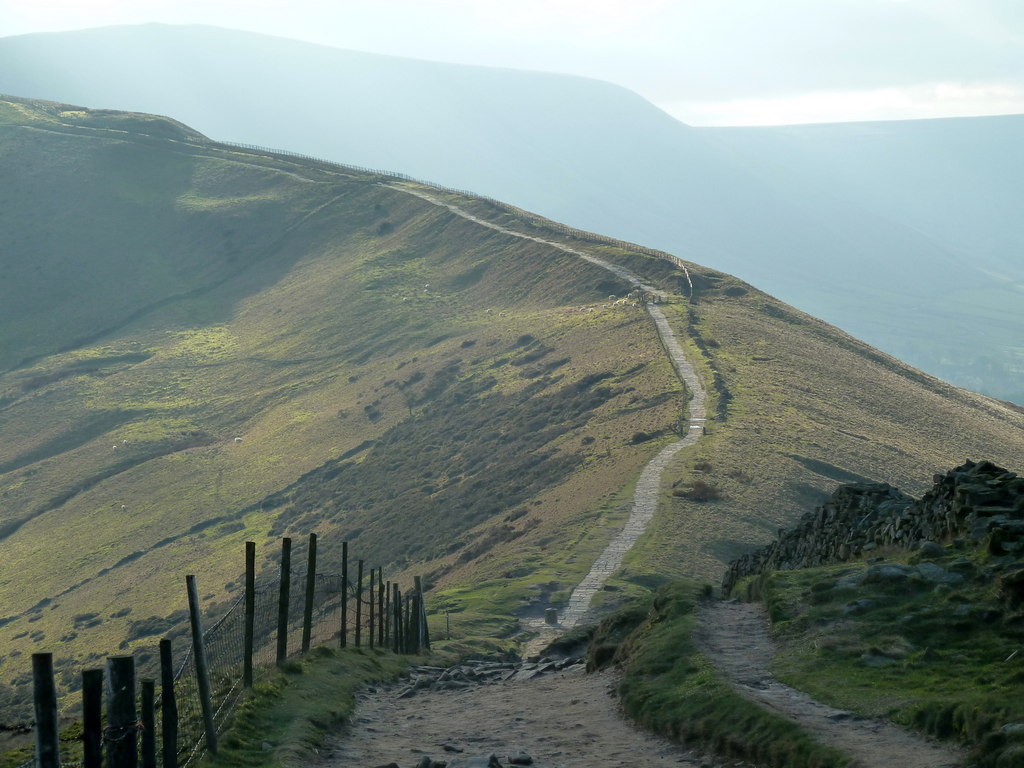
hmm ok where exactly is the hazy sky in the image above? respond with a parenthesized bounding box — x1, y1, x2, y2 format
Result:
(2, 0, 1023, 125)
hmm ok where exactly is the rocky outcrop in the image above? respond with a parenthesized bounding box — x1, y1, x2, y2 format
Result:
(723, 460, 1024, 593)
(394, 657, 583, 699)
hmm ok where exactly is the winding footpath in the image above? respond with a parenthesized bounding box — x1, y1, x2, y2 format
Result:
(376, 184, 963, 767)
(699, 600, 965, 768)
(387, 183, 706, 639)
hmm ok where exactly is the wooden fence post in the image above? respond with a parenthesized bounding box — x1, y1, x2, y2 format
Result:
(141, 679, 156, 768)
(276, 537, 292, 666)
(416, 576, 431, 651)
(185, 575, 218, 755)
(82, 668, 103, 768)
(410, 592, 421, 654)
(403, 594, 412, 654)
(106, 655, 138, 768)
(159, 638, 177, 768)
(355, 560, 364, 648)
(302, 533, 317, 653)
(392, 584, 401, 653)
(32, 652, 60, 768)
(384, 580, 391, 647)
(378, 569, 385, 648)
(244, 541, 255, 687)
(368, 573, 376, 651)
(340, 541, 348, 648)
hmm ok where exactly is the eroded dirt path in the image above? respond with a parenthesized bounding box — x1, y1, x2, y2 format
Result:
(318, 665, 722, 768)
(697, 600, 965, 768)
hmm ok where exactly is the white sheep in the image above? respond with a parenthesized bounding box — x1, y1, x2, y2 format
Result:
(234, 437, 243, 443)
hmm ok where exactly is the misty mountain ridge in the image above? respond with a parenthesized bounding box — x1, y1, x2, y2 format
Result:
(1, 23, 1021, 403)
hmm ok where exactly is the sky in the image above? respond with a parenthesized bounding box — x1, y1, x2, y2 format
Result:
(2, 0, 1023, 126)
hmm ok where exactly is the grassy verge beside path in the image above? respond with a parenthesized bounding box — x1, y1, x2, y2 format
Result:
(589, 581, 851, 768)
(744, 548, 1024, 768)
(205, 646, 408, 768)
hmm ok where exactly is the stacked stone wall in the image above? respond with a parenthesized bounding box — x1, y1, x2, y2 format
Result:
(723, 460, 1024, 594)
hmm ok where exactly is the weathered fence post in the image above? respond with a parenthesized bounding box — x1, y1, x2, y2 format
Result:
(404, 594, 413, 654)
(410, 591, 422, 654)
(277, 537, 292, 665)
(340, 541, 349, 648)
(415, 576, 430, 651)
(159, 638, 177, 768)
(392, 584, 402, 653)
(244, 541, 255, 687)
(141, 679, 157, 768)
(385, 580, 392, 647)
(32, 652, 60, 768)
(185, 575, 218, 755)
(106, 655, 138, 768)
(302, 533, 317, 653)
(355, 560, 364, 648)
(82, 668, 103, 768)
(368, 566, 375, 650)
(378, 568, 385, 647)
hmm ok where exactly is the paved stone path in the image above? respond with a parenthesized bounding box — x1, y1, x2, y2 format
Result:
(387, 183, 706, 651)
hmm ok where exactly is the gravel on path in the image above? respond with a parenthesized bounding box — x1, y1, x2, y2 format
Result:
(318, 664, 722, 768)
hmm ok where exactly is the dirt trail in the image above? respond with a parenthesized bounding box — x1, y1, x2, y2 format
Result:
(388, 184, 706, 652)
(697, 600, 965, 768)
(318, 665, 721, 768)
(320, 185, 966, 768)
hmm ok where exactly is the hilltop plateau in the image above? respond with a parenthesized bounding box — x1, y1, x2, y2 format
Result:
(1, 95, 1024, 723)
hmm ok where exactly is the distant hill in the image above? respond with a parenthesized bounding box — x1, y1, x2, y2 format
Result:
(0, 24, 1021, 403)
(1, 96, 1023, 717)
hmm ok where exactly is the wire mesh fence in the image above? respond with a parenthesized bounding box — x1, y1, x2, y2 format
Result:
(17, 536, 427, 768)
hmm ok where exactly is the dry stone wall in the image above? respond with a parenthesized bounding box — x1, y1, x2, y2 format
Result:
(723, 460, 1024, 594)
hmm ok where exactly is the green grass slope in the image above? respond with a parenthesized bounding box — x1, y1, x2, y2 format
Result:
(0, 96, 684, 711)
(617, 276, 1024, 591)
(1, 95, 1024, 720)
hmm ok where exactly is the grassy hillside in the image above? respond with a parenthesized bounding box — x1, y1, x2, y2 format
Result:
(3, 24, 1022, 404)
(1, 95, 1024, 721)
(0, 96, 684, 712)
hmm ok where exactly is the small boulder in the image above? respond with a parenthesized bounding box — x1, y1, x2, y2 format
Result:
(915, 562, 964, 585)
(862, 563, 914, 585)
(448, 755, 503, 768)
(842, 598, 875, 616)
(917, 541, 946, 559)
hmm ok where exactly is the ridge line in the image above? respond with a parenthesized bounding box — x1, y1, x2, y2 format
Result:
(382, 183, 707, 640)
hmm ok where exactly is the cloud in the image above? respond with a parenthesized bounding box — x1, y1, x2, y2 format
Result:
(665, 81, 1024, 126)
